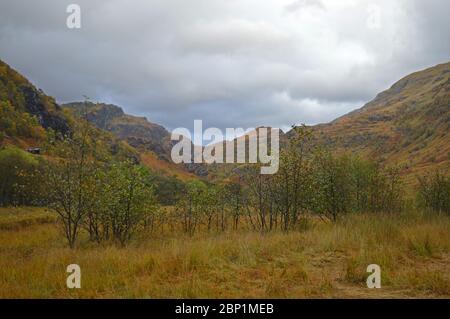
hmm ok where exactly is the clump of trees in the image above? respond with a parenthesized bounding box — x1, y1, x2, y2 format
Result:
(2, 120, 448, 246)
(173, 179, 245, 235)
(167, 127, 405, 235)
(233, 126, 405, 232)
(42, 117, 158, 248)
(418, 171, 450, 214)
(0, 146, 44, 206)
(95, 162, 157, 245)
(45, 155, 158, 248)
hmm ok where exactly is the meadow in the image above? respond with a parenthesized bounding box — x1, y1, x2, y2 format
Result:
(0, 207, 449, 298)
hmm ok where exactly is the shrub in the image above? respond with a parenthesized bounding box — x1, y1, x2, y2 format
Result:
(0, 146, 42, 206)
(418, 171, 450, 214)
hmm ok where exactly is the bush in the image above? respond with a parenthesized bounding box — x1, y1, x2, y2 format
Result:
(0, 146, 43, 206)
(418, 171, 450, 214)
(98, 162, 158, 245)
(150, 174, 186, 205)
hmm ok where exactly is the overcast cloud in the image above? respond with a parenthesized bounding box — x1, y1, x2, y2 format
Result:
(0, 0, 449, 132)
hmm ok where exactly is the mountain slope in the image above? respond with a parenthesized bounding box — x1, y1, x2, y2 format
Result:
(3, 57, 447, 183)
(0, 59, 70, 147)
(62, 102, 199, 180)
(301, 62, 450, 179)
(62, 102, 173, 159)
(0, 59, 197, 182)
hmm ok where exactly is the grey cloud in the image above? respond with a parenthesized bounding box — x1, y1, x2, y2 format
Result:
(0, 0, 449, 133)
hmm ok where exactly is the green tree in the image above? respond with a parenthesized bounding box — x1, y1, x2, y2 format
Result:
(100, 161, 157, 245)
(42, 114, 99, 248)
(418, 170, 450, 214)
(273, 125, 314, 231)
(223, 179, 243, 231)
(0, 146, 41, 206)
(311, 151, 353, 222)
(178, 180, 208, 236)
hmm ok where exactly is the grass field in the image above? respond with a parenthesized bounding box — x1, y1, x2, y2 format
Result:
(0, 207, 449, 298)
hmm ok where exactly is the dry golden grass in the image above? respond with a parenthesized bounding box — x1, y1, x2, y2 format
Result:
(0, 207, 56, 231)
(0, 208, 449, 298)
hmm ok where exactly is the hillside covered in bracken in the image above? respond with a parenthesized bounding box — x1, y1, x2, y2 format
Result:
(304, 62, 449, 181)
(3, 58, 448, 184)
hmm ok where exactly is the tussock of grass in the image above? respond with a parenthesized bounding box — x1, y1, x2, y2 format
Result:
(0, 208, 449, 298)
(0, 207, 56, 230)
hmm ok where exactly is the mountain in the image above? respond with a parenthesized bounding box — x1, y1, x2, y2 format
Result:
(0, 59, 70, 148)
(0, 59, 197, 181)
(62, 102, 173, 160)
(207, 62, 449, 182)
(62, 102, 202, 179)
(2, 57, 448, 183)
(296, 62, 450, 180)
(65, 62, 449, 182)
(0, 58, 146, 166)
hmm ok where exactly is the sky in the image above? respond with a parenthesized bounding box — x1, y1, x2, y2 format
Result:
(0, 0, 449, 133)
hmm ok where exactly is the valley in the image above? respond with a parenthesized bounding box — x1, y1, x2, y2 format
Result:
(0, 58, 449, 299)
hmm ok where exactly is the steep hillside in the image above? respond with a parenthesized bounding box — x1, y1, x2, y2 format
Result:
(62, 102, 200, 179)
(3, 57, 448, 184)
(301, 62, 450, 179)
(209, 62, 449, 182)
(62, 102, 173, 160)
(0, 59, 70, 148)
(0, 59, 141, 164)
